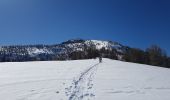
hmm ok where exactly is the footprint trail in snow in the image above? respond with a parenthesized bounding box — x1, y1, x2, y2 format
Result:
(65, 63, 100, 100)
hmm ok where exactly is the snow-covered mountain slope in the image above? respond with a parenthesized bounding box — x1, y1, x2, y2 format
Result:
(0, 58, 170, 100)
(62, 39, 125, 52)
(27, 47, 53, 56)
(0, 39, 126, 61)
(85, 40, 123, 51)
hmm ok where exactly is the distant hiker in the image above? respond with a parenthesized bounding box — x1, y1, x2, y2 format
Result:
(99, 56, 102, 63)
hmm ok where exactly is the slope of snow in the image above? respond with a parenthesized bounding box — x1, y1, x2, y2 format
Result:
(64, 39, 124, 51)
(27, 47, 53, 56)
(85, 40, 123, 52)
(0, 59, 170, 100)
(66, 43, 84, 51)
(85, 40, 111, 50)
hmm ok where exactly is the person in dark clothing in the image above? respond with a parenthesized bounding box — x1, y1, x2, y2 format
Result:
(99, 56, 102, 63)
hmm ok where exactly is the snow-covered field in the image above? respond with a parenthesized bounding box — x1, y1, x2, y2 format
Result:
(0, 58, 170, 100)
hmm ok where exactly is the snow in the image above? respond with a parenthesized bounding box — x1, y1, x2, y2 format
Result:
(85, 40, 123, 51)
(0, 58, 170, 100)
(64, 39, 123, 52)
(27, 47, 53, 56)
(85, 40, 110, 50)
(66, 43, 84, 51)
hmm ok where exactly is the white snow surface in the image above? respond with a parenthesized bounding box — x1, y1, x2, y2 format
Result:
(27, 47, 53, 56)
(0, 58, 170, 100)
(65, 39, 123, 51)
(85, 40, 122, 51)
(85, 40, 111, 50)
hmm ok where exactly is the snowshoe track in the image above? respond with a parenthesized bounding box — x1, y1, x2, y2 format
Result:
(66, 63, 100, 100)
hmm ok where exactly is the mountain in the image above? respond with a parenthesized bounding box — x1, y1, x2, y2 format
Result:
(0, 39, 128, 61)
(0, 58, 170, 100)
(0, 39, 169, 68)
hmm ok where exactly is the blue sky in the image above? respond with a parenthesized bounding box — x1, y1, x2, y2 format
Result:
(0, 0, 170, 54)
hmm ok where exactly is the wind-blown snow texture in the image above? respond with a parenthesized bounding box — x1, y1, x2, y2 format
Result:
(0, 58, 170, 100)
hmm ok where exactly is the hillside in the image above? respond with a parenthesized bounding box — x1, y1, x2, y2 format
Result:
(0, 39, 126, 61)
(0, 58, 170, 100)
(0, 39, 170, 68)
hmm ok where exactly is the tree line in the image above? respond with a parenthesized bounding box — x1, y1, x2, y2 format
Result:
(123, 45, 170, 68)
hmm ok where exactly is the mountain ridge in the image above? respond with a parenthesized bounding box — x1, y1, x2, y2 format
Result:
(0, 39, 169, 68)
(0, 39, 126, 61)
